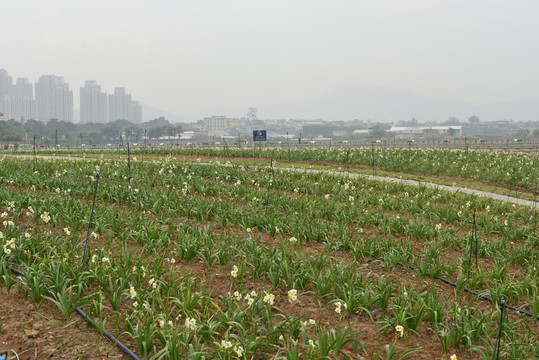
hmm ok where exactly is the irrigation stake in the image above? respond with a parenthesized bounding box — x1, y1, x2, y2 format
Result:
(534, 181, 537, 229)
(371, 143, 375, 176)
(474, 207, 478, 269)
(82, 171, 100, 272)
(33, 136, 36, 172)
(127, 141, 131, 180)
(512, 166, 516, 199)
(491, 299, 506, 360)
(287, 131, 290, 161)
(346, 150, 350, 178)
(467, 207, 477, 278)
(270, 158, 276, 186)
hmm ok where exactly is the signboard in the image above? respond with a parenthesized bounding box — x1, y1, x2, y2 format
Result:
(253, 130, 267, 142)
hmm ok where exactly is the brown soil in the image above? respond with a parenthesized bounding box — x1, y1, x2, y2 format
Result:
(0, 285, 126, 359)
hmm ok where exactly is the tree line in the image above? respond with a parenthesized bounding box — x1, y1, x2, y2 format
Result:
(0, 117, 182, 145)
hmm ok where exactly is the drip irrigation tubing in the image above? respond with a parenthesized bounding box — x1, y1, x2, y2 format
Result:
(6, 265, 141, 360)
(394, 259, 538, 321)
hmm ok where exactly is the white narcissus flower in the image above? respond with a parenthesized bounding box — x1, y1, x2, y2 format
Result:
(220, 340, 233, 349)
(263, 291, 275, 306)
(231, 265, 238, 278)
(185, 317, 196, 330)
(234, 345, 244, 357)
(287, 289, 298, 303)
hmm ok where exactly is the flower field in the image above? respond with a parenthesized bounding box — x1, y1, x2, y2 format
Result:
(132, 147, 537, 191)
(0, 153, 537, 359)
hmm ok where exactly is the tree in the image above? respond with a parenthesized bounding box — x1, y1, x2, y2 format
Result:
(100, 123, 121, 141)
(533, 127, 539, 138)
(141, 117, 170, 130)
(369, 125, 387, 139)
(247, 108, 257, 122)
(468, 115, 480, 123)
(23, 119, 45, 138)
(0, 120, 26, 141)
(443, 117, 460, 125)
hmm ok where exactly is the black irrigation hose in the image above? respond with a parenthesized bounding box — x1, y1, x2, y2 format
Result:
(396, 260, 539, 321)
(7, 266, 141, 360)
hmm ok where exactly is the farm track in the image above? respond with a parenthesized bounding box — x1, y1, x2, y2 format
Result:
(6, 154, 538, 209)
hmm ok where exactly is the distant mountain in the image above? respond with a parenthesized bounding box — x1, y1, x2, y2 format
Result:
(76, 85, 539, 123)
(74, 104, 187, 123)
(261, 85, 539, 122)
(142, 103, 187, 123)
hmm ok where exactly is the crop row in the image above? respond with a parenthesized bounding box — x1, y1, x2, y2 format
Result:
(17, 145, 539, 191)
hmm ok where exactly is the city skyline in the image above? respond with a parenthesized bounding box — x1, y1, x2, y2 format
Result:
(0, 68, 142, 123)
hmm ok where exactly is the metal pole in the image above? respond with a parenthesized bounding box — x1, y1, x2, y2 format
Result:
(33, 136, 36, 172)
(371, 143, 375, 176)
(127, 142, 131, 179)
(287, 131, 290, 160)
(474, 207, 478, 270)
(82, 171, 100, 272)
(491, 300, 505, 360)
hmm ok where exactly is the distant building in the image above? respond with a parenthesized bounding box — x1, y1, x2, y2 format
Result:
(0, 69, 12, 101)
(35, 75, 73, 122)
(0, 77, 36, 121)
(109, 87, 142, 123)
(1, 95, 36, 121)
(80, 80, 108, 123)
(132, 100, 142, 123)
(14, 78, 33, 99)
(203, 116, 228, 134)
(388, 126, 461, 139)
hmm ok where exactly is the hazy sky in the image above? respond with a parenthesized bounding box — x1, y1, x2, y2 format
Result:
(2, 0, 538, 120)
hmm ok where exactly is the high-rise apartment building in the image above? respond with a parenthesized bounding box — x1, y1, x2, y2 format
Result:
(1, 95, 36, 121)
(0, 69, 12, 101)
(80, 80, 108, 123)
(109, 87, 142, 123)
(14, 78, 33, 99)
(35, 75, 73, 122)
(0, 71, 36, 121)
(132, 100, 142, 123)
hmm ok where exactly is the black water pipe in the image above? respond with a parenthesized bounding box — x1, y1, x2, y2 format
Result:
(7, 266, 141, 360)
(397, 261, 537, 320)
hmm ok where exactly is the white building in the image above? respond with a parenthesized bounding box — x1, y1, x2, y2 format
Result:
(132, 100, 142, 123)
(0, 77, 36, 121)
(109, 87, 142, 123)
(1, 95, 36, 121)
(0, 69, 12, 101)
(35, 75, 73, 122)
(203, 116, 227, 132)
(388, 125, 462, 139)
(80, 80, 108, 123)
